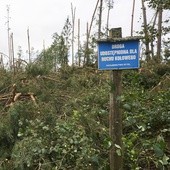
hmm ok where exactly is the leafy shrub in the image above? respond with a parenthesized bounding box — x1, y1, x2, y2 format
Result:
(12, 118, 98, 170)
(122, 88, 170, 169)
(0, 65, 170, 169)
(154, 63, 170, 76)
(26, 64, 49, 77)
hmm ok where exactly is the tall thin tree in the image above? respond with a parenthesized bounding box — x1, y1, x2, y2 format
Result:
(6, 5, 12, 69)
(71, 3, 76, 66)
(98, 0, 103, 39)
(106, 0, 114, 37)
(85, 0, 100, 66)
(131, 0, 136, 36)
(0, 54, 4, 69)
(141, 0, 151, 61)
(27, 27, 31, 63)
(77, 19, 81, 66)
(156, 2, 163, 61)
(88, 0, 100, 38)
(84, 22, 89, 65)
(10, 33, 15, 74)
(150, 10, 158, 59)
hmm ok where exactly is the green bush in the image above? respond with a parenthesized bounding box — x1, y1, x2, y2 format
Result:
(26, 64, 49, 77)
(12, 118, 98, 170)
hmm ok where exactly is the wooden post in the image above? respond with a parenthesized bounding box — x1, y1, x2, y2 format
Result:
(109, 28, 123, 170)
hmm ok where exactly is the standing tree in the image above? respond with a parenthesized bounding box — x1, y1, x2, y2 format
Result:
(71, 3, 76, 66)
(131, 0, 136, 36)
(141, 0, 151, 61)
(105, 0, 114, 37)
(140, 0, 170, 63)
(6, 5, 12, 70)
(38, 17, 71, 71)
(156, 1, 163, 61)
(98, 0, 103, 39)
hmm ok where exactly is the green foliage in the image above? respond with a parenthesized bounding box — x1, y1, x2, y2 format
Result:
(0, 65, 170, 169)
(12, 118, 97, 170)
(25, 63, 49, 77)
(0, 113, 14, 159)
(122, 84, 170, 169)
(146, 0, 170, 9)
(37, 17, 71, 71)
(154, 63, 170, 76)
(0, 69, 12, 93)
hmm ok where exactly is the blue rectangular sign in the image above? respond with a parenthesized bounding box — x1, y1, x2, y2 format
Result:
(98, 39, 140, 70)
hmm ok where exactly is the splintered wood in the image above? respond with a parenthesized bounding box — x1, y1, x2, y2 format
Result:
(0, 84, 37, 108)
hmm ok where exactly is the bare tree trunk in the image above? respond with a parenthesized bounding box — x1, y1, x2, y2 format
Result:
(98, 0, 103, 39)
(71, 3, 76, 66)
(150, 10, 158, 59)
(156, 4, 163, 62)
(7, 5, 12, 70)
(54, 52, 57, 72)
(88, 0, 100, 38)
(11, 33, 15, 75)
(43, 40, 47, 69)
(141, 0, 150, 61)
(27, 27, 31, 64)
(78, 19, 81, 67)
(131, 0, 135, 36)
(87, 0, 100, 67)
(106, 0, 114, 37)
(106, 7, 111, 37)
(84, 23, 89, 65)
(0, 54, 4, 69)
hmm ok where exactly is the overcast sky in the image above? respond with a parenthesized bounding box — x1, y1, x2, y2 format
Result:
(0, 0, 143, 61)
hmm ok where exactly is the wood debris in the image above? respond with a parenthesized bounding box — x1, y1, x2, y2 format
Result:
(0, 84, 37, 108)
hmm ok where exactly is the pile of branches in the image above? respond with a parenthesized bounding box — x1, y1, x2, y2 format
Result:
(0, 84, 37, 109)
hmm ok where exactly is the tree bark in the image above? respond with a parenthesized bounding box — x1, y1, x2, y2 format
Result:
(71, 3, 76, 66)
(141, 0, 151, 61)
(150, 10, 158, 59)
(88, 0, 100, 38)
(109, 28, 123, 170)
(131, 0, 136, 36)
(77, 19, 81, 66)
(156, 4, 163, 62)
(98, 0, 103, 39)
